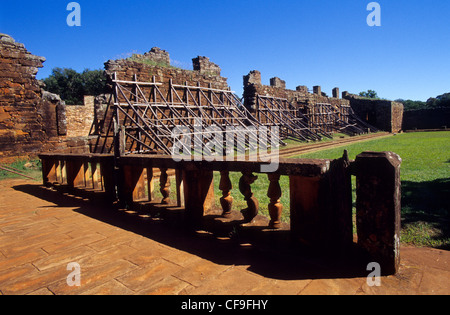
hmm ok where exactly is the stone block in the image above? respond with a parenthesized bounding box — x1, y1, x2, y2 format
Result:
(243, 70, 262, 86)
(355, 151, 402, 275)
(192, 56, 221, 76)
(270, 77, 286, 89)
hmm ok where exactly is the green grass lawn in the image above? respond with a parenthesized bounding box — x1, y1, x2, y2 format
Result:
(0, 160, 42, 181)
(213, 131, 450, 249)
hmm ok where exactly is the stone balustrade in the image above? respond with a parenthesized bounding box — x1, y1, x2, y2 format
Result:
(39, 151, 401, 275)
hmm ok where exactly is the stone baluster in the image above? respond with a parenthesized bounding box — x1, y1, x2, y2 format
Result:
(219, 171, 233, 218)
(159, 168, 171, 205)
(267, 173, 283, 229)
(239, 172, 259, 223)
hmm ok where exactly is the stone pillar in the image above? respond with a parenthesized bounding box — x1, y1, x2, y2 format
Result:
(243, 71, 262, 114)
(355, 151, 402, 275)
(270, 77, 286, 89)
(66, 159, 84, 189)
(192, 56, 221, 76)
(290, 153, 353, 251)
(182, 169, 215, 227)
(121, 165, 146, 204)
(313, 86, 321, 95)
(243, 70, 262, 86)
(342, 91, 350, 99)
(159, 168, 171, 205)
(332, 87, 340, 99)
(99, 157, 116, 202)
(267, 173, 283, 229)
(289, 175, 321, 245)
(296, 86, 308, 93)
(219, 170, 233, 218)
(41, 157, 57, 186)
(239, 172, 259, 223)
(90, 162, 102, 191)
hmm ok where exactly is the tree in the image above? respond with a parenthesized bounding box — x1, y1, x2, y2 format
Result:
(81, 69, 108, 97)
(427, 93, 450, 108)
(359, 90, 379, 99)
(43, 68, 107, 105)
(396, 99, 427, 111)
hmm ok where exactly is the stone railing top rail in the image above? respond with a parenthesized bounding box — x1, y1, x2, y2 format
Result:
(38, 153, 333, 177)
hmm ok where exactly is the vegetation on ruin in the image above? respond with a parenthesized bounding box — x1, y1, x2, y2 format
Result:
(126, 54, 184, 70)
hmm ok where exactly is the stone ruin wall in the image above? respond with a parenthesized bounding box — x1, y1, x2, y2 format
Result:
(0, 34, 90, 163)
(242, 71, 406, 134)
(0, 33, 48, 162)
(88, 48, 232, 153)
(0, 33, 406, 162)
(243, 70, 350, 131)
(104, 48, 228, 92)
(243, 70, 348, 111)
(402, 107, 450, 131)
(342, 93, 404, 133)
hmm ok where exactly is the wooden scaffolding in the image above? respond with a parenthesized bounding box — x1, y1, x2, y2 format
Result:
(92, 74, 283, 156)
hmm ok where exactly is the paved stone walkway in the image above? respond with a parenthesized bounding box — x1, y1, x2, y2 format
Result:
(0, 179, 449, 295)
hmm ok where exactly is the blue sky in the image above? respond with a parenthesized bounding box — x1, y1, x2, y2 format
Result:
(1, 0, 449, 101)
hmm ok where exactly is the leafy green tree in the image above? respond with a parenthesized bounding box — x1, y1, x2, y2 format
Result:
(43, 68, 107, 105)
(359, 90, 378, 99)
(396, 99, 427, 111)
(427, 93, 450, 108)
(81, 69, 108, 97)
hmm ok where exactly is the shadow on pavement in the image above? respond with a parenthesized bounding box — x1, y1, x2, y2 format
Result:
(13, 183, 374, 281)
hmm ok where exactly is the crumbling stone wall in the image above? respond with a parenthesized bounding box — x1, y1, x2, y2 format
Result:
(243, 70, 348, 110)
(1, 33, 406, 163)
(192, 56, 221, 77)
(133, 47, 171, 66)
(343, 93, 404, 133)
(0, 34, 89, 162)
(90, 48, 231, 154)
(0, 33, 50, 162)
(104, 47, 228, 91)
(243, 70, 351, 131)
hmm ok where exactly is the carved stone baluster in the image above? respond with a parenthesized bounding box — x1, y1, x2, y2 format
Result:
(159, 168, 171, 204)
(219, 170, 233, 218)
(267, 173, 283, 229)
(239, 172, 259, 223)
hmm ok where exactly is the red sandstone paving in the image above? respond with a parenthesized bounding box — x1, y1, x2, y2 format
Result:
(0, 179, 449, 295)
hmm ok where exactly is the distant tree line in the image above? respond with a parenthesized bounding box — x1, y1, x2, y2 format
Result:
(358, 89, 450, 111)
(43, 68, 108, 105)
(395, 93, 450, 111)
